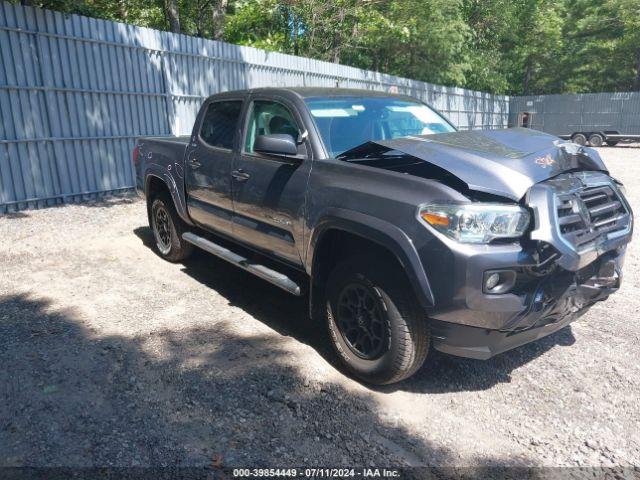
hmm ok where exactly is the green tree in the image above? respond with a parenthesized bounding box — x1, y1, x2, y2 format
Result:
(507, 0, 566, 94)
(224, 0, 290, 51)
(349, 0, 470, 85)
(11, 0, 640, 94)
(461, 0, 519, 93)
(562, 0, 640, 92)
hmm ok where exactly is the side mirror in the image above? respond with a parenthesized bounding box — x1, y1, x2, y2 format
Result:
(254, 134, 299, 157)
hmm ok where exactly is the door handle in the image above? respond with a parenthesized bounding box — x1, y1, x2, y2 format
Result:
(232, 169, 250, 182)
(188, 158, 202, 168)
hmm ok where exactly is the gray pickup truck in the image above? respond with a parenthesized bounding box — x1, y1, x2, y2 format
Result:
(134, 87, 633, 385)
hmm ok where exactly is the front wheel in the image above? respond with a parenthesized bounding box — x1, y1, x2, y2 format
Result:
(325, 256, 430, 385)
(150, 193, 193, 262)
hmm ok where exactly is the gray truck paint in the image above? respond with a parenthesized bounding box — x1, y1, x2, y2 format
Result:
(135, 87, 633, 360)
(339, 128, 608, 201)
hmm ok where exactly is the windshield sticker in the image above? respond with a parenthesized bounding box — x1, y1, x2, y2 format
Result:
(310, 108, 355, 117)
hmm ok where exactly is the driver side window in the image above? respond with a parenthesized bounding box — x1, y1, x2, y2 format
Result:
(244, 100, 300, 153)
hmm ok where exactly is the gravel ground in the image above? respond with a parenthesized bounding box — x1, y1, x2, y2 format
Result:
(1, 147, 639, 471)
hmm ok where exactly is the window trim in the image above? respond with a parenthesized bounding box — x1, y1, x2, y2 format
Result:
(197, 98, 245, 152)
(240, 97, 308, 161)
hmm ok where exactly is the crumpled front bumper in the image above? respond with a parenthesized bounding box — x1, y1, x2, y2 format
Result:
(429, 251, 624, 359)
(430, 315, 576, 360)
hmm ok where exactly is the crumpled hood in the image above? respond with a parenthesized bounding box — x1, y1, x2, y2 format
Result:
(341, 128, 608, 201)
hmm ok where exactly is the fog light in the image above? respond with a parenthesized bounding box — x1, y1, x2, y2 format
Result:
(485, 273, 501, 290)
(483, 270, 517, 294)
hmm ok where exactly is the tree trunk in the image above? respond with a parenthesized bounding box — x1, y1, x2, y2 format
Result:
(212, 0, 228, 40)
(119, 0, 129, 22)
(165, 0, 181, 34)
(293, 14, 299, 56)
(523, 56, 533, 95)
(308, 11, 317, 54)
(332, 7, 345, 64)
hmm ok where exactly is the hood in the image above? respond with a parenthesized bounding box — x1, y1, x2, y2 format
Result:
(339, 128, 608, 201)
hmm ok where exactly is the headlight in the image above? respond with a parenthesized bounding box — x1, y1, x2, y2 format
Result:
(419, 203, 531, 244)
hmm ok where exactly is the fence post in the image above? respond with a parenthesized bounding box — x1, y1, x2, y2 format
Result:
(159, 48, 175, 135)
(33, 29, 69, 207)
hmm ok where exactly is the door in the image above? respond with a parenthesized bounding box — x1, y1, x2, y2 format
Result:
(518, 112, 533, 128)
(185, 99, 244, 235)
(231, 97, 311, 265)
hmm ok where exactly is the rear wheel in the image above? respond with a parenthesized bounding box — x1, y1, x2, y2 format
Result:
(572, 133, 587, 146)
(588, 133, 604, 147)
(325, 255, 429, 385)
(150, 193, 193, 262)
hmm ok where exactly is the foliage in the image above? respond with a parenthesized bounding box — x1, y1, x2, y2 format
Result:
(14, 0, 640, 94)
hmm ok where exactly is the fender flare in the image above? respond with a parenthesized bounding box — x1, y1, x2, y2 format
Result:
(307, 208, 435, 309)
(144, 166, 193, 226)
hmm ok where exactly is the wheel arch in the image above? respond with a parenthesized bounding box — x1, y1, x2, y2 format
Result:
(307, 209, 435, 316)
(144, 169, 193, 226)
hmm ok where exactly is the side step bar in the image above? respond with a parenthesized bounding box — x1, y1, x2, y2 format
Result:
(182, 232, 302, 296)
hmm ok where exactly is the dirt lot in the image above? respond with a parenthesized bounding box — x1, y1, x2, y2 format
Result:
(1, 147, 639, 471)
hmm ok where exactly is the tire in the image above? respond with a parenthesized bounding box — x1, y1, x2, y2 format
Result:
(606, 141, 619, 147)
(149, 192, 193, 262)
(572, 133, 587, 146)
(588, 133, 604, 147)
(325, 255, 429, 385)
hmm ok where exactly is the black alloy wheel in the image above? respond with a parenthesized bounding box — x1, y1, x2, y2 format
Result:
(153, 204, 172, 255)
(336, 283, 390, 360)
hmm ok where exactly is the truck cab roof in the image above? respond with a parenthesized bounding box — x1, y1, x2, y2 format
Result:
(204, 87, 416, 103)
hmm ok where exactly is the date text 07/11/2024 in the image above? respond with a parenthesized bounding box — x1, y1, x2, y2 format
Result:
(232, 468, 401, 478)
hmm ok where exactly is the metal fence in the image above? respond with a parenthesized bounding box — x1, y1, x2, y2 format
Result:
(0, 1, 509, 212)
(509, 92, 640, 136)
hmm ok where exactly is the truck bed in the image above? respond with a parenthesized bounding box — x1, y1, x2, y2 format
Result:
(138, 135, 190, 171)
(135, 135, 192, 214)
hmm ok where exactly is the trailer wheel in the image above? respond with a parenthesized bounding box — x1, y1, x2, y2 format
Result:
(588, 133, 604, 147)
(606, 141, 619, 147)
(572, 133, 587, 146)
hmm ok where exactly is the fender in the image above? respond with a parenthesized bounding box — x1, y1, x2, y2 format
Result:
(144, 166, 194, 226)
(307, 208, 435, 309)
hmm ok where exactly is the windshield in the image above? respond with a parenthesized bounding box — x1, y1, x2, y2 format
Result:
(305, 96, 455, 157)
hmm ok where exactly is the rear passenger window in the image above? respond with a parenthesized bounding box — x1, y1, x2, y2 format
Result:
(199, 101, 243, 149)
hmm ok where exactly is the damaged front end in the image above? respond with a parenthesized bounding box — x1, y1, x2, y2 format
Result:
(439, 169, 632, 358)
(339, 129, 633, 359)
(427, 174, 631, 360)
(428, 247, 627, 360)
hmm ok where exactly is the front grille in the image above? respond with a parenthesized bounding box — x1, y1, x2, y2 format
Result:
(556, 184, 629, 249)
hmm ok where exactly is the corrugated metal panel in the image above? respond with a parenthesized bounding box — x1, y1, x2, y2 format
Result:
(509, 92, 640, 136)
(0, 0, 509, 212)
